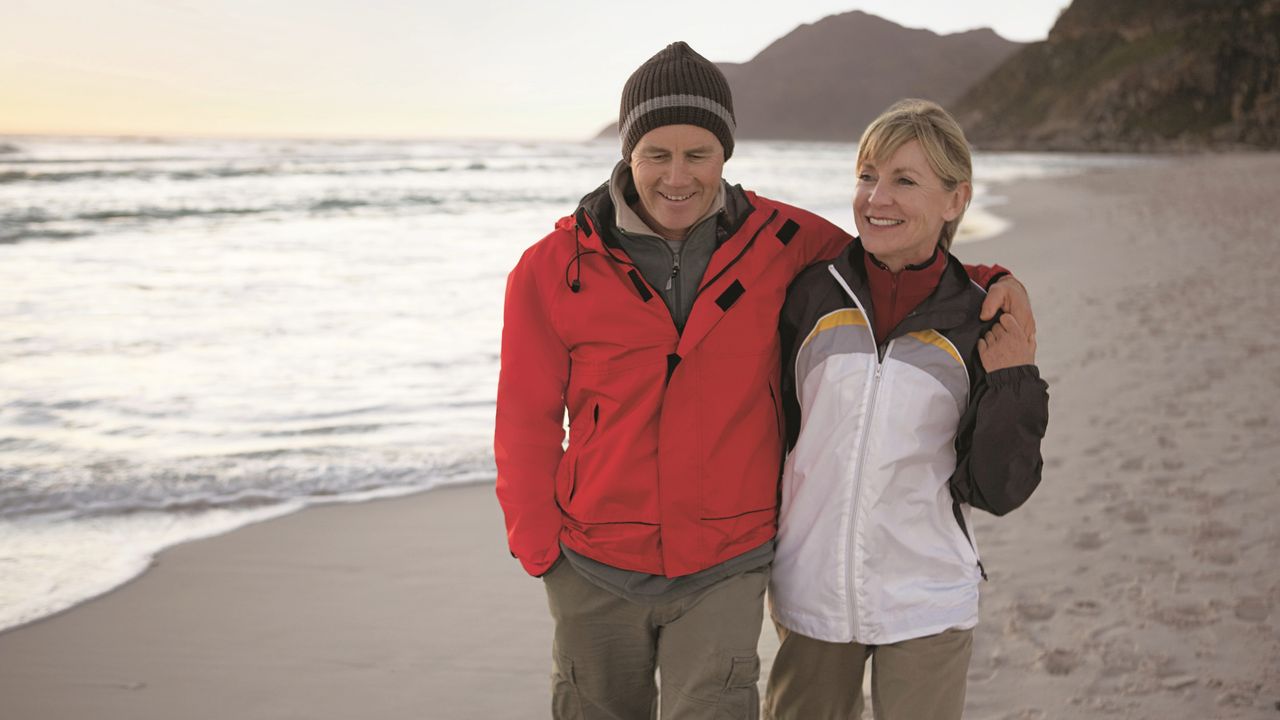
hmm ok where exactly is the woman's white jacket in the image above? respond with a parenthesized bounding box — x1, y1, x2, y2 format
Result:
(770, 241, 1049, 645)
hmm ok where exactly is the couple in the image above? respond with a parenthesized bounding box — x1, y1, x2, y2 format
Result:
(495, 42, 1049, 719)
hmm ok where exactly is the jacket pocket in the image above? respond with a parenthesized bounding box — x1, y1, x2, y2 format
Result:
(567, 403, 599, 505)
(768, 381, 782, 443)
(950, 500, 987, 580)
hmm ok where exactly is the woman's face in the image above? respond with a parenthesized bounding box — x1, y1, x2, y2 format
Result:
(852, 139, 969, 271)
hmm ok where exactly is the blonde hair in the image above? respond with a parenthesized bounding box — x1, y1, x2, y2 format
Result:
(856, 99, 972, 251)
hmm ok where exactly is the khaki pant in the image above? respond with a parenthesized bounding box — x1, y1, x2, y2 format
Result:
(543, 560, 768, 720)
(763, 623, 973, 720)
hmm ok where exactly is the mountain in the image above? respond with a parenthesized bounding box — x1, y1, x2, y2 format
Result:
(953, 0, 1280, 150)
(596, 11, 1023, 143)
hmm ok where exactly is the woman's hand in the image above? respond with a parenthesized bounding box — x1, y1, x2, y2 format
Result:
(978, 312, 1036, 371)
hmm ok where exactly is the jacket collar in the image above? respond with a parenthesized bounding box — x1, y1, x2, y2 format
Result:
(831, 238, 975, 338)
(573, 162, 754, 255)
(608, 160, 726, 239)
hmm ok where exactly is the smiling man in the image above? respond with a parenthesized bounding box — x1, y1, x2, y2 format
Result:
(495, 42, 1032, 720)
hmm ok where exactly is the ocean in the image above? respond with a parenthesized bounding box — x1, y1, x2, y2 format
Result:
(0, 135, 1134, 632)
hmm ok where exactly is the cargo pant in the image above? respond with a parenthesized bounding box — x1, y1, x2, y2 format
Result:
(542, 560, 768, 720)
(763, 623, 973, 720)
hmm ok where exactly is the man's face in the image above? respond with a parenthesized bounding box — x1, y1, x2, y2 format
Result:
(629, 125, 725, 242)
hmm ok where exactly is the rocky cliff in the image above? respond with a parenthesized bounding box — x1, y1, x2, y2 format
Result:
(954, 0, 1280, 150)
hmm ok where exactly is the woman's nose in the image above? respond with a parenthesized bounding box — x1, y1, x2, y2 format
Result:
(867, 182, 892, 206)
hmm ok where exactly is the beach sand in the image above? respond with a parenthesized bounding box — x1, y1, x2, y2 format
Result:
(2, 153, 1278, 719)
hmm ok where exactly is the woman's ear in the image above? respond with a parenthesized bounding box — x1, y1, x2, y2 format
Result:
(943, 181, 972, 222)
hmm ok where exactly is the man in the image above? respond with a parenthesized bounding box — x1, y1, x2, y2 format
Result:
(495, 41, 1032, 719)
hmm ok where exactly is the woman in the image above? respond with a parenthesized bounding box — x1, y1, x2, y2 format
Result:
(764, 99, 1050, 719)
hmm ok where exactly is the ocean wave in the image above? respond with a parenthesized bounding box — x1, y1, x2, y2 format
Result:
(0, 187, 565, 244)
(308, 198, 371, 212)
(0, 161, 506, 185)
(258, 422, 391, 437)
(0, 143, 20, 155)
(0, 449, 495, 521)
(0, 229, 90, 244)
(7, 194, 449, 225)
(0, 158, 592, 185)
(75, 206, 274, 222)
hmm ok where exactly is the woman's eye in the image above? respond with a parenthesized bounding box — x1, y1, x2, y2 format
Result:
(857, 173, 875, 182)
(897, 177, 916, 186)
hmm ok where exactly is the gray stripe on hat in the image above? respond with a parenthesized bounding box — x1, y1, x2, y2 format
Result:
(619, 94, 737, 139)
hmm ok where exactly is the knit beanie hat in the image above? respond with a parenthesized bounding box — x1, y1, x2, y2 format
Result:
(619, 41, 736, 160)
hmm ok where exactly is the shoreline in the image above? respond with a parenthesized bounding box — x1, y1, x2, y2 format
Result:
(0, 477, 494, 636)
(3, 152, 1278, 719)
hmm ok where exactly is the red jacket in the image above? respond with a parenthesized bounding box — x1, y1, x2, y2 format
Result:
(495, 182, 1004, 577)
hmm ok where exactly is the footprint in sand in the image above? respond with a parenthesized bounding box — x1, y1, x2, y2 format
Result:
(1100, 638, 1141, 674)
(1118, 457, 1144, 472)
(1114, 504, 1149, 525)
(1039, 649, 1080, 676)
(1066, 599, 1103, 617)
(1014, 599, 1057, 622)
(1082, 442, 1110, 457)
(1000, 710, 1046, 720)
(1192, 520, 1242, 543)
(1160, 675, 1198, 691)
(1145, 474, 1179, 488)
(1217, 690, 1258, 708)
(1233, 596, 1270, 623)
(1071, 530, 1106, 550)
(1151, 602, 1218, 629)
(1195, 547, 1237, 566)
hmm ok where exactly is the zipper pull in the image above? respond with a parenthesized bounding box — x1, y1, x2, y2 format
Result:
(666, 255, 680, 291)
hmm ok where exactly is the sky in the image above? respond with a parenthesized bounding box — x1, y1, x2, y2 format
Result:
(0, 0, 1071, 141)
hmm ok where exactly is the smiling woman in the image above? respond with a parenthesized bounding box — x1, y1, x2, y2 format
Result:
(765, 98, 1048, 719)
(855, 139, 971, 271)
(853, 99, 975, 271)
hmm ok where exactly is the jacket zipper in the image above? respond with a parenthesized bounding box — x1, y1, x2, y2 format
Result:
(886, 273, 900, 346)
(665, 243, 683, 323)
(827, 264, 884, 639)
(826, 264, 987, 630)
(665, 249, 681, 291)
(846, 343, 888, 637)
(633, 209, 779, 337)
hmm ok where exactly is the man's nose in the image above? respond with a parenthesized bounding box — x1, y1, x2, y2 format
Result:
(664, 158, 690, 185)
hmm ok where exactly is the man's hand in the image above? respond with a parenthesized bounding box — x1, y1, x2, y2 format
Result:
(980, 275, 1036, 338)
(978, 313, 1037, 371)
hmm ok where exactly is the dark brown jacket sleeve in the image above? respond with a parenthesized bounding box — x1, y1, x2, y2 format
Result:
(950, 363, 1050, 516)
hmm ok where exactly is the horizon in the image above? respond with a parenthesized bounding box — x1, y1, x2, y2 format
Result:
(1, 1, 1070, 141)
